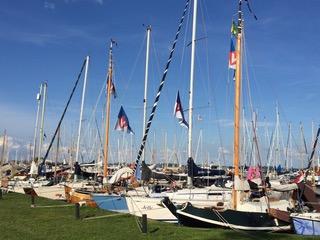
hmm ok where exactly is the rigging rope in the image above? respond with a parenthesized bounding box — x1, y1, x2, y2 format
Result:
(132, 0, 190, 175)
(306, 125, 320, 170)
(39, 59, 87, 172)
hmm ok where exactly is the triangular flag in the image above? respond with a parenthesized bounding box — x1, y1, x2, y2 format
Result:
(231, 21, 238, 37)
(107, 77, 117, 98)
(174, 91, 189, 129)
(228, 38, 237, 70)
(110, 81, 117, 98)
(114, 106, 134, 134)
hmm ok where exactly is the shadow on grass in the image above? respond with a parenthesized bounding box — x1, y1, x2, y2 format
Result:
(149, 227, 160, 233)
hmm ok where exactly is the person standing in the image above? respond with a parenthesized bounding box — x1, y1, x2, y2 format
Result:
(74, 162, 81, 182)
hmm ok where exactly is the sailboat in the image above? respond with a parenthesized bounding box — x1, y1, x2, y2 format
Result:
(92, 2, 192, 220)
(162, 0, 294, 231)
(122, 0, 233, 222)
(91, 27, 176, 219)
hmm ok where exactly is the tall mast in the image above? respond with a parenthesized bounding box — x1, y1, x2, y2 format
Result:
(54, 126, 61, 182)
(164, 131, 168, 169)
(32, 84, 42, 162)
(275, 104, 280, 169)
(75, 56, 89, 165)
(38, 82, 47, 162)
(289, 123, 293, 170)
(311, 121, 315, 175)
(300, 122, 308, 169)
(285, 123, 291, 171)
(0, 130, 6, 166)
(232, 0, 243, 210)
(103, 40, 114, 184)
(142, 26, 151, 163)
(187, 0, 198, 187)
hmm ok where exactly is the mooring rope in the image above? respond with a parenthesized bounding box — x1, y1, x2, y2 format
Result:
(132, 0, 190, 175)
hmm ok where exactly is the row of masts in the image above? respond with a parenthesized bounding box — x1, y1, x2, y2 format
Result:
(102, 26, 152, 184)
(32, 82, 47, 164)
(2, 1, 318, 187)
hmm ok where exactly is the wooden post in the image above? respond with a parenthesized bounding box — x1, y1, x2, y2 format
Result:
(141, 214, 147, 233)
(75, 203, 80, 219)
(31, 195, 35, 208)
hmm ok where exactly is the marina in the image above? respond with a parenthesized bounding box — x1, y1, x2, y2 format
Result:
(1, 0, 320, 239)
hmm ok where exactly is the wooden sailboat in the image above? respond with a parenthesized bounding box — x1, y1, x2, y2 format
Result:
(102, 40, 116, 185)
(162, 0, 292, 231)
(64, 184, 97, 207)
(91, 39, 134, 211)
(92, 1, 192, 219)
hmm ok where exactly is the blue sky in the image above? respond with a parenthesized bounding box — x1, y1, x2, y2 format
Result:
(0, 0, 319, 167)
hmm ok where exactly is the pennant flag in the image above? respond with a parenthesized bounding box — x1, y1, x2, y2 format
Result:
(114, 106, 134, 134)
(228, 38, 237, 70)
(174, 91, 189, 128)
(231, 21, 238, 37)
(107, 78, 117, 98)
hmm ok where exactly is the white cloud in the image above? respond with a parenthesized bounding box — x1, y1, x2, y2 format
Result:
(44, 1, 56, 10)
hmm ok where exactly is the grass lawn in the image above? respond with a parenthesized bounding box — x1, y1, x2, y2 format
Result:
(0, 192, 318, 240)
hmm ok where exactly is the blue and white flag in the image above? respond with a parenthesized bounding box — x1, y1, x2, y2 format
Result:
(114, 106, 134, 134)
(174, 91, 189, 129)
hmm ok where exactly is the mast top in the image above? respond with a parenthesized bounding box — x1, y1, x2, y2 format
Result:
(143, 24, 152, 31)
(237, 0, 243, 34)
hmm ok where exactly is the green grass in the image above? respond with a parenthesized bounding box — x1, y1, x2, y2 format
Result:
(0, 192, 318, 240)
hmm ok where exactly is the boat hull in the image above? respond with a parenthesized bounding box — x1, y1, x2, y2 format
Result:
(64, 185, 97, 207)
(92, 193, 129, 213)
(126, 196, 177, 223)
(291, 213, 320, 235)
(162, 198, 291, 231)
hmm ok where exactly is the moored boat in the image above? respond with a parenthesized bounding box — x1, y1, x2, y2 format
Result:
(291, 212, 320, 236)
(64, 185, 97, 207)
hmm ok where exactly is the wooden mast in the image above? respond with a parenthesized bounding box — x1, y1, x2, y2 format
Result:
(232, 0, 243, 210)
(0, 130, 6, 166)
(103, 40, 114, 184)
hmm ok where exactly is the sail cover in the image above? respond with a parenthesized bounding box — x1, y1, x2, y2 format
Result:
(187, 157, 225, 177)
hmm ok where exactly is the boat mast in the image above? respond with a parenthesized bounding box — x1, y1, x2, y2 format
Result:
(285, 123, 291, 171)
(187, 0, 198, 187)
(300, 122, 308, 169)
(75, 56, 89, 165)
(142, 26, 151, 163)
(38, 82, 47, 163)
(103, 40, 114, 184)
(54, 127, 61, 182)
(311, 121, 315, 176)
(0, 129, 6, 166)
(275, 104, 281, 170)
(232, 0, 243, 210)
(32, 84, 42, 162)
